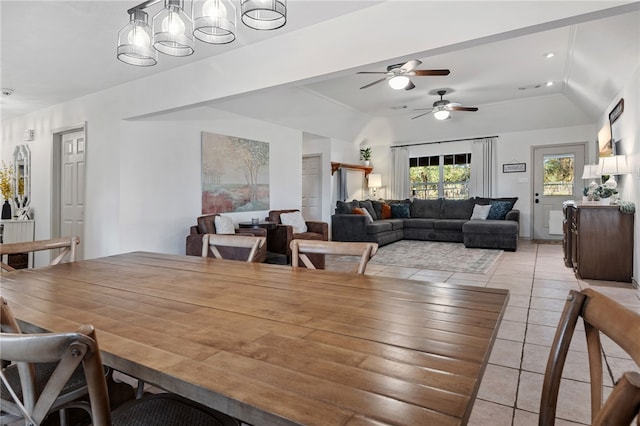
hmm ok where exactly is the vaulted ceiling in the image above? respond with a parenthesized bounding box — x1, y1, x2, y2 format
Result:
(2, 1, 639, 144)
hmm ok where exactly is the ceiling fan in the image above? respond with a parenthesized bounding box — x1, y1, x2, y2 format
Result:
(411, 90, 478, 120)
(357, 59, 450, 90)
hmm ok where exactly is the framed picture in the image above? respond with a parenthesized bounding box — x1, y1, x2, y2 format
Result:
(608, 98, 624, 124)
(502, 163, 526, 173)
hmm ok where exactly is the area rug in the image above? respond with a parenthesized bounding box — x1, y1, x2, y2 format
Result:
(334, 240, 503, 274)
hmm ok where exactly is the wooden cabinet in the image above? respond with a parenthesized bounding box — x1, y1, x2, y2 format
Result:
(563, 203, 634, 282)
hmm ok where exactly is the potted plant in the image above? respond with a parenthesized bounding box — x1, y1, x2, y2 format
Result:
(360, 147, 372, 166)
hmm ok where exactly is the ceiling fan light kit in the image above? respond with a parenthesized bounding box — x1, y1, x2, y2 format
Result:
(411, 90, 478, 121)
(388, 75, 410, 90)
(433, 107, 450, 120)
(117, 0, 286, 66)
(357, 59, 450, 91)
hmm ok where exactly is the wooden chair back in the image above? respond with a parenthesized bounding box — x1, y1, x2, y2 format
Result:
(290, 240, 378, 274)
(0, 298, 111, 426)
(540, 288, 640, 425)
(0, 236, 80, 272)
(201, 234, 266, 262)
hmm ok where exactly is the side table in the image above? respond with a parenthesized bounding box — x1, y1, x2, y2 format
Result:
(238, 221, 277, 230)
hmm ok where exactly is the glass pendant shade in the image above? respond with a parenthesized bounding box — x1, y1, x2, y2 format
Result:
(117, 10, 157, 66)
(433, 107, 450, 120)
(388, 75, 410, 90)
(241, 0, 287, 30)
(153, 0, 194, 56)
(193, 0, 236, 44)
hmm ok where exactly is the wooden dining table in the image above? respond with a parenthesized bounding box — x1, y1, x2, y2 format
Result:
(0, 251, 509, 426)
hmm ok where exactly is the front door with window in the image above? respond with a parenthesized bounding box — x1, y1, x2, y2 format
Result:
(532, 144, 586, 240)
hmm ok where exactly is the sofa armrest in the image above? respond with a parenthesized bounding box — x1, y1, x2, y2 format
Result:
(331, 214, 369, 242)
(306, 221, 329, 240)
(505, 209, 520, 222)
(189, 225, 199, 235)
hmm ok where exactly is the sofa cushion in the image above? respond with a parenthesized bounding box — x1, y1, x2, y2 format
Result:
(369, 200, 385, 220)
(402, 218, 436, 229)
(441, 198, 475, 219)
(475, 197, 518, 209)
(470, 204, 491, 220)
(280, 211, 308, 233)
(358, 200, 377, 220)
(410, 199, 442, 218)
(381, 204, 392, 219)
(366, 221, 392, 234)
(353, 207, 374, 224)
(391, 203, 410, 218)
(214, 215, 235, 234)
(336, 200, 359, 214)
(433, 219, 467, 231)
(463, 220, 518, 235)
(487, 200, 513, 220)
(386, 219, 405, 230)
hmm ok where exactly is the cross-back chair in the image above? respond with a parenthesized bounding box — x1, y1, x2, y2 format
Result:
(202, 233, 266, 262)
(539, 288, 640, 425)
(0, 236, 80, 272)
(0, 298, 240, 426)
(290, 239, 378, 274)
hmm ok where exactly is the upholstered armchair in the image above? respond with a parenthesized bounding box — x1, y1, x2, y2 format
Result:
(267, 209, 328, 268)
(186, 214, 267, 263)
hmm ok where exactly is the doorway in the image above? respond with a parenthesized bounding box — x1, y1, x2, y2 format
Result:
(52, 125, 86, 261)
(302, 155, 322, 221)
(531, 143, 587, 241)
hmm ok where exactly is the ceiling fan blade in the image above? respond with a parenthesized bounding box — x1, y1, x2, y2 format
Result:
(404, 81, 416, 91)
(359, 77, 388, 89)
(449, 106, 479, 111)
(356, 71, 388, 74)
(412, 69, 451, 76)
(400, 59, 422, 72)
(411, 110, 433, 119)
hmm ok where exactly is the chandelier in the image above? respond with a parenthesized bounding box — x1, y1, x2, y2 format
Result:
(117, 0, 287, 67)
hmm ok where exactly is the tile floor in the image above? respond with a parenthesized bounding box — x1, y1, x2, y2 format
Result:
(325, 239, 640, 426)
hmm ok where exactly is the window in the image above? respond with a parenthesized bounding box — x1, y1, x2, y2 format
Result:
(410, 153, 471, 199)
(543, 154, 574, 196)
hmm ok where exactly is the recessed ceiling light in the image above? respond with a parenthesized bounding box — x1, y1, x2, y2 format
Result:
(546, 81, 554, 87)
(545, 52, 556, 59)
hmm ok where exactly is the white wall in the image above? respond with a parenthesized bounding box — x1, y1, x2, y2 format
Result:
(1, 104, 303, 264)
(598, 66, 639, 282)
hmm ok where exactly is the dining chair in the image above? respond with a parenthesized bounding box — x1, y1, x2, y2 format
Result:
(0, 236, 80, 272)
(290, 239, 378, 274)
(539, 288, 640, 425)
(201, 233, 266, 262)
(0, 300, 240, 426)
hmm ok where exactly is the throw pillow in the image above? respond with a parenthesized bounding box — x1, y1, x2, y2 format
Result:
(214, 215, 235, 234)
(381, 203, 392, 219)
(390, 203, 410, 218)
(487, 200, 513, 220)
(280, 211, 308, 234)
(470, 204, 491, 220)
(353, 207, 373, 224)
(358, 200, 377, 220)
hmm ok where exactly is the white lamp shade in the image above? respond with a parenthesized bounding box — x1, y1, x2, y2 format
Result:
(599, 155, 629, 175)
(433, 108, 450, 120)
(153, 0, 195, 57)
(241, 0, 286, 30)
(388, 75, 410, 90)
(581, 164, 600, 180)
(368, 174, 382, 188)
(117, 9, 158, 66)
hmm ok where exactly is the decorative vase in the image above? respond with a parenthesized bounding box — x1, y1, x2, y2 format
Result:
(1, 200, 11, 219)
(364, 160, 370, 166)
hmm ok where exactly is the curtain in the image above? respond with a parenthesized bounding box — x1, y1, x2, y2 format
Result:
(469, 137, 496, 197)
(389, 147, 409, 200)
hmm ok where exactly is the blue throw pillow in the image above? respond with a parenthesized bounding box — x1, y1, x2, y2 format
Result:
(487, 200, 512, 220)
(390, 203, 410, 218)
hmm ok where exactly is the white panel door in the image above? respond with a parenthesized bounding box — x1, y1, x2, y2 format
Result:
(60, 130, 85, 260)
(302, 155, 322, 221)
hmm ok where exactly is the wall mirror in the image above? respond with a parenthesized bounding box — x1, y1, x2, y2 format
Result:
(13, 144, 31, 211)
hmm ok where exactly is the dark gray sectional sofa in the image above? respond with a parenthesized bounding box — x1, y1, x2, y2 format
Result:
(331, 197, 520, 251)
